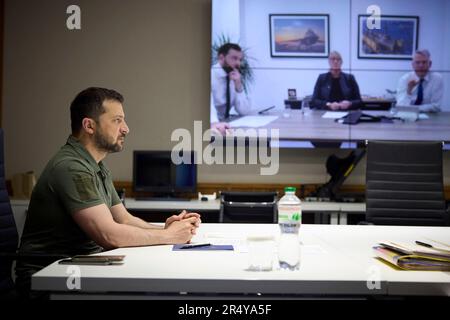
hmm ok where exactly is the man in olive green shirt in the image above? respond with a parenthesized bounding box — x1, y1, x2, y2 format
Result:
(16, 87, 201, 298)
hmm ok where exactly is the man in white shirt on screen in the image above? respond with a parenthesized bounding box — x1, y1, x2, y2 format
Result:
(211, 43, 251, 134)
(396, 49, 444, 113)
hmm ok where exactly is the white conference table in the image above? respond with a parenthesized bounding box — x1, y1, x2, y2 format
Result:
(229, 110, 450, 142)
(32, 224, 450, 299)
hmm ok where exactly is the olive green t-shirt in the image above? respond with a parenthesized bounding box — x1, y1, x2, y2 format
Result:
(16, 135, 122, 283)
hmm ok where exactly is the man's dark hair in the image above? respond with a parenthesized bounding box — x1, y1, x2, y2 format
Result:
(70, 87, 124, 135)
(217, 43, 242, 57)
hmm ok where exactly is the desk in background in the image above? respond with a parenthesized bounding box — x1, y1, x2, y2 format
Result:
(124, 198, 366, 224)
(125, 198, 221, 223)
(284, 98, 394, 111)
(32, 223, 450, 299)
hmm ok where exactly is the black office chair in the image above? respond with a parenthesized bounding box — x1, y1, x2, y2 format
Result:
(0, 129, 68, 298)
(219, 191, 278, 223)
(365, 140, 449, 226)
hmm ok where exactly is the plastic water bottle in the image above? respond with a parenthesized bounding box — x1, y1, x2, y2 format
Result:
(277, 186, 301, 270)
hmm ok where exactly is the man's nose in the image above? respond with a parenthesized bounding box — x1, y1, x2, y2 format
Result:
(121, 121, 130, 135)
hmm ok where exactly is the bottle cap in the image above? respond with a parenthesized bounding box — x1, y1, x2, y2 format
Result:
(284, 186, 296, 192)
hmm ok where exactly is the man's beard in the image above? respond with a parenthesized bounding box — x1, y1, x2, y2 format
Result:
(222, 61, 241, 73)
(94, 129, 124, 153)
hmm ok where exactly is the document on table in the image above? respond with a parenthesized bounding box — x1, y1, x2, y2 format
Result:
(322, 111, 348, 119)
(210, 238, 248, 252)
(229, 115, 278, 128)
(196, 233, 252, 253)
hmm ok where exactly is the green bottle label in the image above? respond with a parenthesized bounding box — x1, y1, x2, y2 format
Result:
(278, 205, 302, 223)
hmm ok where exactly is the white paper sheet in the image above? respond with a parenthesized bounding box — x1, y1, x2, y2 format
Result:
(229, 115, 278, 128)
(321, 111, 348, 119)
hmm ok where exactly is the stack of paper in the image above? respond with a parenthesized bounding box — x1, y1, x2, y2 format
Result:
(373, 240, 450, 271)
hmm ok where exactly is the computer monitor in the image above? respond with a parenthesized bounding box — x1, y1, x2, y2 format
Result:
(133, 151, 197, 200)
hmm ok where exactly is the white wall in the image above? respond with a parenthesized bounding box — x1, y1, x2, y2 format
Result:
(350, 0, 448, 70)
(446, 0, 450, 71)
(350, 0, 450, 106)
(213, 0, 450, 110)
(212, 0, 241, 43)
(444, 0, 450, 106)
(243, 0, 350, 70)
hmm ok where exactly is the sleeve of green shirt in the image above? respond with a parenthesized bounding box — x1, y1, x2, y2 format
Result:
(108, 176, 123, 207)
(49, 160, 106, 214)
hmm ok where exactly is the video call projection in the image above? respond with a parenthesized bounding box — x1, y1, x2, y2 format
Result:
(210, 0, 450, 147)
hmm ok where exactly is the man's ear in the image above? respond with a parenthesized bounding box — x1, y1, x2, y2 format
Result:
(81, 118, 95, 135)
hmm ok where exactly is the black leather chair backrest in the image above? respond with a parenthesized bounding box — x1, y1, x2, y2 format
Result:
(0, 129, 19, 293)
(366, 141, 448, 226)
(219, 191, 278, 223)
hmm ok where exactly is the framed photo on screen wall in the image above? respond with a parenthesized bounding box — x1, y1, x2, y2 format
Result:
(269, 14, 330, 58)
(358, 15, 419, 60)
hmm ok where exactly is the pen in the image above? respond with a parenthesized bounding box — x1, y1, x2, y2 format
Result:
(415, 240, 432, 248)
(179, 243, 211, 249)
(258, 106, 275, 114)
